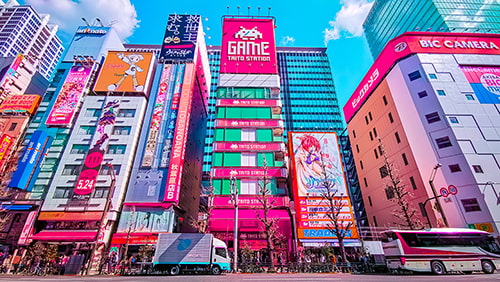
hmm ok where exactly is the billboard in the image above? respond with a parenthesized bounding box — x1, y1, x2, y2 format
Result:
(288, 132, 357, 240)
(93, 51, 154, 94)
(343, 32, 500, 122)
(461, 66, 500, 104)
(220, 18, 278, 74)
(75, 100, 120, 196)
(9, 130, 52, 190)
(0, 134, 13, 161)
(116, 207, 174, 233)
(0, 95, 41, 114)
(46, 65, 93, 126)
(160, 14, 201, 61)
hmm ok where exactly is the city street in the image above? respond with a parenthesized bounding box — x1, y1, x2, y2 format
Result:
(0, 272, 499, 282)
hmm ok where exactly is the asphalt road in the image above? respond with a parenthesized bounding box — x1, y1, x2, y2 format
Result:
(0, 272, 499, 282)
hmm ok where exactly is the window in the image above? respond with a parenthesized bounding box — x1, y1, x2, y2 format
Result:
(107, 145, 126, 154)
(215, 247, 227, 258)
(388, 112, 394, 123)
(385, 187, 394, 199)
(472, 165, 483, 173)
(395, 132, 401, 143)
(372, 216, 378, 227)
(352, 130, 356, 138)
(402, 153, 408, 165)
(429, 73, 437, 79)
(374, 149, 378, 159)
(418, 91, 428, 98)
(383, 96, 388, 105)
(373, 127, 378, 137)
(363, 177, 368, 187)
(241, 153, 256, 166)
(8, 123, 17, 131)
(425, 112, 441, 124)
(112, 126, 131, 135)
(53, 187, 72, 198)
(449, 117, 459, 124)
(465, 94, 475, 100)
(408, 70, 422, 81)
(241, 128, 256, 141)
(100, 165, 121, 175)
(79, 126, 96, 135)
(70, 144, 89, 154)
(369, 132, 373, 141)
(356, 144, 359, 153)
(365, 116, 369, 125)
(378, 145, 383, 156)
(240, 179, 258, 194)
(85, 109, 102, 117)
(62, 165, 79, 175)
(369, 112, 373, 121)
(92, 187, 109, 198)
(449, 164, 461, 173)
(409, 176, 417, 190)
(461, 198, 481, 212)
(435, 136, 452, 149)
(360, 160, 364, 170)
(437, 90, 446, 96)
(368, 196, 373, 206)
(117, 109, 136, 117)
(379, 166, 388, 178)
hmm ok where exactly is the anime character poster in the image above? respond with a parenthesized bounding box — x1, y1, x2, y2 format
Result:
(289, 132, 347, 197)
(93, 51, 154, 95)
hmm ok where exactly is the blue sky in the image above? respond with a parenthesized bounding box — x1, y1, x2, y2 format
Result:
(20, 0, 375, 111)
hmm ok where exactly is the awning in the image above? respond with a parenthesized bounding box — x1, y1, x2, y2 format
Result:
(31, 230, 98, 242)
(208, 209, 291, 235)
(38, 211, 103, 221)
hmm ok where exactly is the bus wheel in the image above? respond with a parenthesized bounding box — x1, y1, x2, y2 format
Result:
(211, 265, 221, 275)
(431, 261, 446, 275)
(170, 265, 180, 276)
(481, 260, 495, 274)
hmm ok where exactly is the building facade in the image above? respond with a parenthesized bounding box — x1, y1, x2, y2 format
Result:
(345, 32, 500, 235)
(0, 0, 64, 80)
(364, 0, 500, 58)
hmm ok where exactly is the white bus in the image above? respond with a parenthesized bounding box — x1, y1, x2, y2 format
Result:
(381, 228, 500, 275)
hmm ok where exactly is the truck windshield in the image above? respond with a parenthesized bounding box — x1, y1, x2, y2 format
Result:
(215, 247, 227, 258)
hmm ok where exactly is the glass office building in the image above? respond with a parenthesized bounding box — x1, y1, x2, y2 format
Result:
(364, 0, 500, 58)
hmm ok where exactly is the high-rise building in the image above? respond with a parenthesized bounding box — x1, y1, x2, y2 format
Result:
(345, 32, 500, 234)
(0, 0, 64, 80)
(364, 0, 500, 58)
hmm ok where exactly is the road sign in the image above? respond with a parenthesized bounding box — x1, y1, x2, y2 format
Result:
(440, 187, 450, 197)
(448, 185, 458, 195)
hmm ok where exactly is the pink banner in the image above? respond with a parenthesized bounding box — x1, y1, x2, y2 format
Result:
(220, 18, 278, 74)
(164, 64, 195, 202)
(215, 119, 282, 128)
(212, 196, 288, 208)
(214, 142, 283, 152)
(0, 134, 13, 161)
(343, 32, 500, 122)
(217, 99, 279, 107)
(212, 167, 286, 178)
(47, 65, 93, 126)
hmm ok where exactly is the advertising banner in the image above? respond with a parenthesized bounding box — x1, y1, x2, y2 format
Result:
(8, 130, 51, 190)
(344, 32, 500, 121)
(160, 14, 200, 61)
(220, 18, 278, 74)
(215, 119, 282, 128)
(217, 99, 280, 107)
(214, 142, 283, 152)
(164, 64, 195, 202)
(75, 100, 120, 196)
(46, 65, 93, 126)
(0, 95, 41, 114)
(116, 207, 174, 233)
(0, 134, 12, 161)
(211, 167, 286, 178)
(461, 66, 500, 104)
(93, 51, 154, 94)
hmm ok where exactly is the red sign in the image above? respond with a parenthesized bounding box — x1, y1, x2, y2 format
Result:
(448, 185, 458, 195)
(0, 95, 41, 114)
(440, 187, 450, 198)
(75, 148, 104, 195)
(214, 142, 283, 152)
(217, 99, 280, 107)
(215, 119, 282, 128)
(344, 32, 500, 122)
(0, 134, 13, 161)
(164, 64, 195, 202)
(220, 18, 278, 74)
(211, 167, 286, 178)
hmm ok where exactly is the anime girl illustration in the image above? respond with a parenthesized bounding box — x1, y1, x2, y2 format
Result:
(107, 53, 145, 92)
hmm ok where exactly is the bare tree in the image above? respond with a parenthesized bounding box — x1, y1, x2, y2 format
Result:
(256, 160, 280, 272)
(188, 182, 214, 233)
(379, 139, 423, 230)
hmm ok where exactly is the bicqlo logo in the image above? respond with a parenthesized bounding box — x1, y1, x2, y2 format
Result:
(394, 42, 408, 52)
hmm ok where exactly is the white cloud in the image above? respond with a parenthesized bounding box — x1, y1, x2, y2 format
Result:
(25, 0, 139, 42)
(324, 0, 374, 45)
(280, 36, 295, 46)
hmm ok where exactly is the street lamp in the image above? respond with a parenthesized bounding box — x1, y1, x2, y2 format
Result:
(428, 163, 448, 227)
(229, 170, 238, 273)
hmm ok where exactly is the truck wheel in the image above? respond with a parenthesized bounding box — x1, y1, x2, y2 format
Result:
(431, 261, 446, 275)
(170, 265, 180, 276)
(211, 265, 221, 275)
(482, 260, 495, 274)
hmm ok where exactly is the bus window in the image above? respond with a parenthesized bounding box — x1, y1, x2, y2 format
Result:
(400, 233, 419, 247)
(417, 233, 440, 247)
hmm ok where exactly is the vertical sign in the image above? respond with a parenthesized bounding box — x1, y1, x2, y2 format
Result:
(164, 64, 195, 202)
(160, 14, 200, 61)
(46, 65, 93, 126)
(75, 100, 120, 196)
(220, 18, 278, 74)
(0, 134, 13, 161)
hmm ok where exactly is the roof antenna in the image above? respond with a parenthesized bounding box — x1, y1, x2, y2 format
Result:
(96, 18, 104, 27)
(237, 6, 240, 16)
(258, 7, 261, 16)
(268, 7, 271, 16)
(81, 17, 90, 26)
(248, 6, 250, 16)
(226, 6, 230, 14)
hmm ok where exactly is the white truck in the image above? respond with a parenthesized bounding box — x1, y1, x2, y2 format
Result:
(152, 233, 230, 275)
